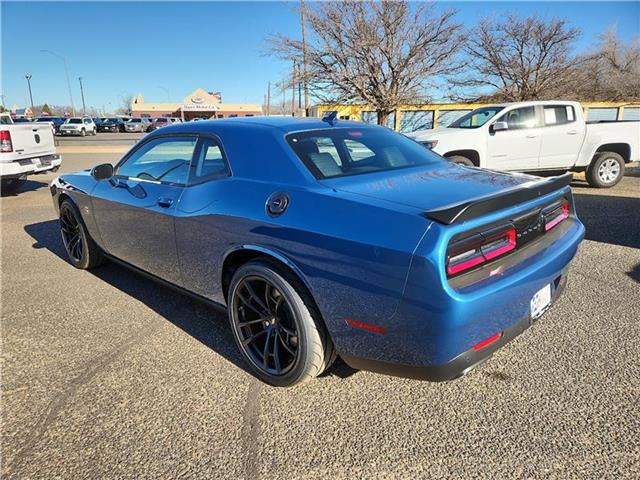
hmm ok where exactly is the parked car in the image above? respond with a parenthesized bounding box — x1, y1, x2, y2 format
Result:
(59, 117, 97, 136)
(98, 117, 126, 133)
(1, 112, 62, 192)
(34, 116, 66, 135)
(407, 100, 640, 188)
(92, 118, 104, 130)
(146, 117, 172, 131)
(124, 118, 150, 133)
(51, 117, 584, 386)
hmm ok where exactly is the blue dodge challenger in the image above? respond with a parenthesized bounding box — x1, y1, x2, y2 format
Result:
(51, 116, 585, 386)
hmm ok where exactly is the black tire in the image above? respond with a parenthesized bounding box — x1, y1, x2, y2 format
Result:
(1, 177, 26, 194)
(92, 128, 97, 136)
(228, 259, 336, 387)
(80, 128, 86, 137)
(447, 155, 475, 167)
(586, 152, 625, 188)
(59, 200, 103, 269)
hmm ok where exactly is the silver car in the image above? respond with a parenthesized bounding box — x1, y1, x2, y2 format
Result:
(124, 118, 151, 132)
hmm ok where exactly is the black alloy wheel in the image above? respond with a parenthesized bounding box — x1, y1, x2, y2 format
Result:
(232, 276, 300, 376)
(228, 259, 336, 387)
(60, 205, 84, 263)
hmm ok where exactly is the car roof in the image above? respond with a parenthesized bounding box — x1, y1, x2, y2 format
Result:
(153, 116, 377, 135)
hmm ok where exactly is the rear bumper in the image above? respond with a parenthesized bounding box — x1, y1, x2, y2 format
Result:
(0, 154, 62, 179)
(342, 273, 568, 381)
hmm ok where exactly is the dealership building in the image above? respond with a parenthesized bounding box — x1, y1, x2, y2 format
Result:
(131, 88, 262, 120)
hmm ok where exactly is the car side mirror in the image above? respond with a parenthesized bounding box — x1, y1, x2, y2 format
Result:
(90, 163, 114, 181)
(492, 121, 508, 132)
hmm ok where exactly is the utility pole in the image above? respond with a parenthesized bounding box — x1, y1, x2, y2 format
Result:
(78, 77, 86, 115)
(291, 62, 296, 116)
(300, 0, 309, 116)
(25, 74, 34, 110)
(267, 81, 271, 115)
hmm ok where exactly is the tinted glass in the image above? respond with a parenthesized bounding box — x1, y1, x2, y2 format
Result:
(287, 128, 443, 179)
(117, 137, 197, 185)
(543, 105, 575, 125)
(188, 138, 229, 184)
(449, 107, 504, 128)
(67, 119, 82, 124)
(438, 110, 471, 127)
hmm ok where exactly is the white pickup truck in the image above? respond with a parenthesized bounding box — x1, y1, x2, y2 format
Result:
(407, 100, 640, 188)
(1, 113, 62, 193)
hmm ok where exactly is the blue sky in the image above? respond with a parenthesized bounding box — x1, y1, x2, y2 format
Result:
(2, 1, 639, 111)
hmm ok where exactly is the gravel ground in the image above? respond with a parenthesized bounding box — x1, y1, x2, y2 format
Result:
(1, 153, 639, 479)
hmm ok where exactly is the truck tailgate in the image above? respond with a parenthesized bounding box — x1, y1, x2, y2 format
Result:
(3, 123, 56, 158)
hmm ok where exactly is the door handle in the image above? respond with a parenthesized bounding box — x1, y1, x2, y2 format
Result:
(526, 134, 537, 138)
(567, 130, 578, 135)
(157, 197, 174, 208)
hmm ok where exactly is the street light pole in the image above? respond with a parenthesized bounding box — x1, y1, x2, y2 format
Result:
(25, 74, 34, 110)
(40, 49, 75, 116)
(78, 77, 86, 114)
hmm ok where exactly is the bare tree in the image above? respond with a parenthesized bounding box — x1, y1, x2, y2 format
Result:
(116, 94, 134, 115)
(269, 1, 465, 125)
(455, 16, 582, 101)
(577, 28, 640, 101)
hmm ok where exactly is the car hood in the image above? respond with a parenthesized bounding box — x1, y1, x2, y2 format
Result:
(406, 127, 470, 140)
(323, 163, 537, 212)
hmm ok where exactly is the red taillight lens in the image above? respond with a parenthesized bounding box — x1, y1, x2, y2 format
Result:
(0, 130, 12, 153)
(446, 225, 516, 277)
(544, 200, 570, 232)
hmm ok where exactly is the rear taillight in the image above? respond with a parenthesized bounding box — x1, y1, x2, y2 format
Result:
(0, 130, 12, 153)
(446, 225, 516, 277)
(543, 200, 570, 232)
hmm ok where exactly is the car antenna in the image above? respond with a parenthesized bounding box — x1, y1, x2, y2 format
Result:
(322, 111, 338, 125)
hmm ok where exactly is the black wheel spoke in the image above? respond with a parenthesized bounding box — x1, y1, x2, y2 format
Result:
(242, 329, 267, 347)
(278, 333, 296, 355)
(262, 328, 273, 369)
(238, 316, 270, 328)
(245, 281, 270, 315)
(273, 332, 282, 373)
(238, 292, 268, 317)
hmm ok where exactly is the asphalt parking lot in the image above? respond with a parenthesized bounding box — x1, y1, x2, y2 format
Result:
(2, 148, 639, 479)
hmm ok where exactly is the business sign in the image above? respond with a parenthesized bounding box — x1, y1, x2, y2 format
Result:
(182, 103, 218, 111)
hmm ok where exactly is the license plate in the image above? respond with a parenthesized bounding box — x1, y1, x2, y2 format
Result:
(530, 284, 551, 320)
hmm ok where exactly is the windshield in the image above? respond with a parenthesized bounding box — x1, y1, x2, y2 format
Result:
(156, 118, 169, 123)
(287, 127, 443, 180)
(448, 106, 505, 129)
(105, 118, 119, 123)
(129, 119, 141, 123)
(67, 118, 82, 124)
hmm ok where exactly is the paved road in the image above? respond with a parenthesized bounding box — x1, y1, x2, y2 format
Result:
(2, 154, 639, 479)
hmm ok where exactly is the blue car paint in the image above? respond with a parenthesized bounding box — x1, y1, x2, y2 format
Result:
(51, 117, 585, 378)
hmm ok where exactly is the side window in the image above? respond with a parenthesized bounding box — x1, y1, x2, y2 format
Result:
(500, 107, 536, 130)
(117, 136, 197, 186)
(188, 137, 229, 184)
(544, 105, 575, 126)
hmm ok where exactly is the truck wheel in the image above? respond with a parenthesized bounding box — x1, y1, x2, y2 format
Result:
(1, 178, 26, 194)
(59, 200, 104, 269)
(80, 128, 86, 137)
(586, 152, 625, 188)
(228, 258, 336, 387)
(447, 155, 475, 167)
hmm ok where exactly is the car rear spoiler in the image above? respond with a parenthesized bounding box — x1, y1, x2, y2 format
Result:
(424, 173, 573, 225)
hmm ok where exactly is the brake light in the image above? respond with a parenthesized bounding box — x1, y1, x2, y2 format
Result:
(446, 225, 516, 277)
(544, 200, 570, 232)
(0, 130, 12, 153)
